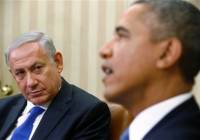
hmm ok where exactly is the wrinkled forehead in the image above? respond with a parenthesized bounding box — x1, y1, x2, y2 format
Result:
(8, 43, 48, 64)
(9, 42, 43, 57)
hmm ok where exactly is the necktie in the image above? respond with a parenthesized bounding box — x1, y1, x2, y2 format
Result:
(120, 128, 129, 140)
(11, 106, 45, 140)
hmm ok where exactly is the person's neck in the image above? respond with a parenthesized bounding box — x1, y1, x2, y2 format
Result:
(126, 74, 193, 117)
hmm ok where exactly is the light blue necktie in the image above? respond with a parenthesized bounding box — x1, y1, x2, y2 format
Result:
(120, 128, 129, 140)
(11, 106, 45, 140)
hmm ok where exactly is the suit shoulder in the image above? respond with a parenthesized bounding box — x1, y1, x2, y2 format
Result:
(0, 94, 25, 113)
(0, 94, 24, 105)
(144, 98, 200, 140)
(71, 84, 103, 104)
(60, 79, 110, 113)
(69, 84, 110, 113)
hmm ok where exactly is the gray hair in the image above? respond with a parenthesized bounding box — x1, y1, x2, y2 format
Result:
(5, 31, 56, 66)
(132, 0, 200, 84)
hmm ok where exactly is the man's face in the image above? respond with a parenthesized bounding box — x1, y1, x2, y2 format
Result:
(100, 5, 161, 104)
(8, 42, 63, 105)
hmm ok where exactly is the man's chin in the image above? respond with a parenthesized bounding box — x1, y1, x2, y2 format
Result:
(28, 97, 48, 105)
(104, 89, 119, 103)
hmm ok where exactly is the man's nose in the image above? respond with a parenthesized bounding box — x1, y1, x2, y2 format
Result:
(27, 73, 38, 88)
(99, 41, 113, 59)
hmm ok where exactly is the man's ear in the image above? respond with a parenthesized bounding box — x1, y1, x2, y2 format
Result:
(54, 52, 63, 73)
(156, 38, 182, 69)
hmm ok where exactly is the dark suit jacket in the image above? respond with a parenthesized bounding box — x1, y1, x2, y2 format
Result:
(0, 79, 111, 140)
(143, 97, 200, 140)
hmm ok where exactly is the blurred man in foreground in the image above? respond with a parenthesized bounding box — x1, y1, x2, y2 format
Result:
(100, 0, 200, 139)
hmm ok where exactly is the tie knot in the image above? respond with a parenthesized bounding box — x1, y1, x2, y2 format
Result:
(29, 106, 45, 117)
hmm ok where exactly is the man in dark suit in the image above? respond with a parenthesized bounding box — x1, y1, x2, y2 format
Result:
(99, 0, 200, 139)
(0, 32, 110, 140)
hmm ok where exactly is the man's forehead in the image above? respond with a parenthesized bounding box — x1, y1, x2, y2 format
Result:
(120, 4, 157, 30)
(119, 4, 149, 26)
(123, 4, 149, 17)
(118, 5, 150, 29)
(9, 56, 49, 75)
(9, 44, 48, 67)
(9, 43, 46, 59)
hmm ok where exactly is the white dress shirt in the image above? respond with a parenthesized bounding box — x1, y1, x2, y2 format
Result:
(6, 101, 48, 140)
(129, 93, 193, 140)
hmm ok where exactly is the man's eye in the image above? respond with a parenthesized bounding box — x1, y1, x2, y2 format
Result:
(33, 65, 43, 73)
(15, 71, 24, 76)
(115, 33, 125, 40)
(15, 71, 25, 80)
(36, 65, 42, 69)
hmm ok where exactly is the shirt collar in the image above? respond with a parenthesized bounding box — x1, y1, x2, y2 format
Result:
(24, 101, 50, 114)
(129, 93, 192, 140)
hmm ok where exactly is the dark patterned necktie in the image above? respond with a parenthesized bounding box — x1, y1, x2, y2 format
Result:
(11, 106, 45, 140)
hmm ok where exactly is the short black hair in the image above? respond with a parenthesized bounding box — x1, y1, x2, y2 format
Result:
(133, 0, 200, 84)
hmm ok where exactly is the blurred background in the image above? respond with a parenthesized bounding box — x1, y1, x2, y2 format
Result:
(0, 0, 200, 103)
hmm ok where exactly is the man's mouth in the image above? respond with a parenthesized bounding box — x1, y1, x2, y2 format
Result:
(102, 65, 113, 76)
(29, 90, 44, 97)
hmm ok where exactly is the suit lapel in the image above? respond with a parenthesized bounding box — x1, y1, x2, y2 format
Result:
(32, 79, 73, 140)
(143, 97, 199, 140)
(0, 96, 26, 139)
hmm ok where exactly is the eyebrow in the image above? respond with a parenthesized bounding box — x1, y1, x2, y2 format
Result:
(115, 26, 130, 35)
(13, 61, 45, 72)
(30, 62, 45, 69)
